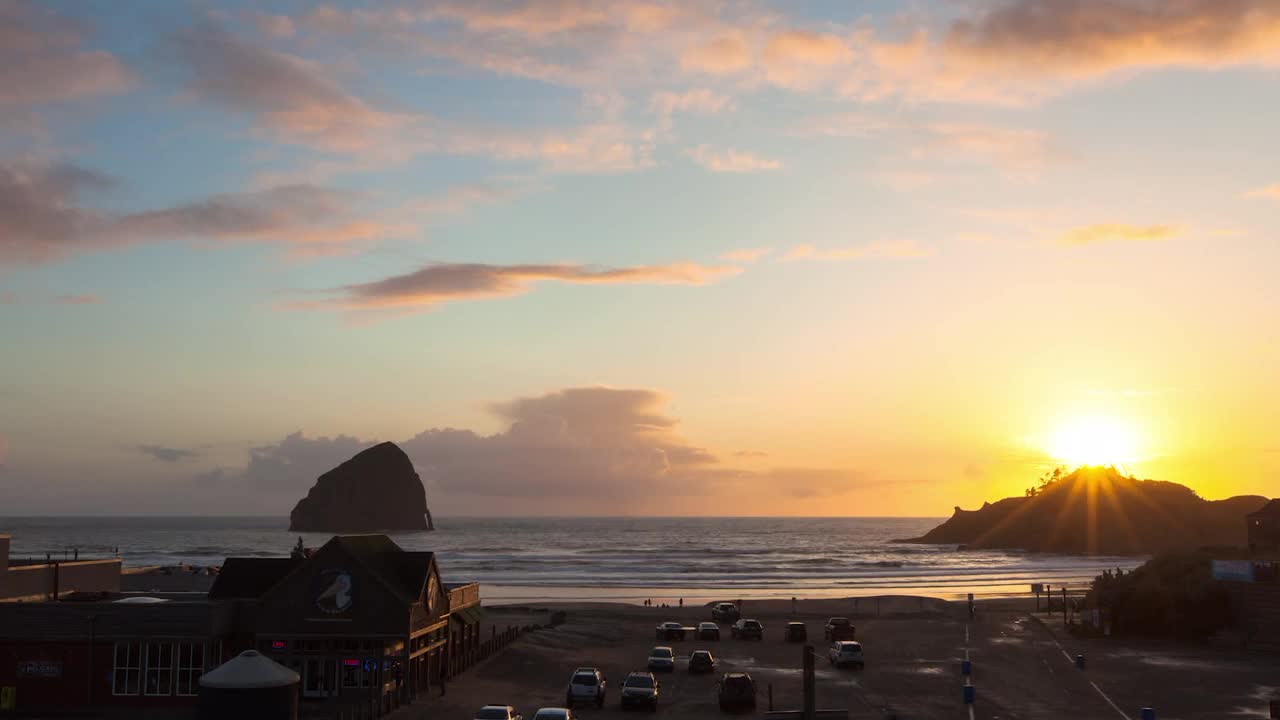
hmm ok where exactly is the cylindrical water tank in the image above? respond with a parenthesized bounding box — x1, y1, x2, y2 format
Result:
(199, 650, 299, 720)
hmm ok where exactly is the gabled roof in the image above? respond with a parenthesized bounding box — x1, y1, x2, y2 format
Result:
(209, 558, 304, 600)
(1250, 499, 1280, 519)
(329, 535, 433, 604)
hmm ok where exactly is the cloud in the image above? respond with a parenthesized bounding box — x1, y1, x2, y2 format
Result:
(681, 35, 753, 74)
(944, 0, 1280, 80)
(0, 1, 133, 108)
(784, 240, 933, 261)
(0, 162, 395, 264)
(651, 88, 733, 128)
(202, 386, 869, 513)
(53, 294, 100, 305)
(249, 12, 296, 39)
(1243, 184, 1280, 200)
(844, 0, 1280, 104)
(168, 22, 407, 153)
(719, 248, 772, 263)
(300, 260, 741, 312)
(911, 123, 1053, 176)
(686, 145, 781, 173)
(1055, 223, 1181, 247)
(137, 445, 202, 463)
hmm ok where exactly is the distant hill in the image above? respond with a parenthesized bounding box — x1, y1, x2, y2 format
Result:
(904, 466, 1269, 555)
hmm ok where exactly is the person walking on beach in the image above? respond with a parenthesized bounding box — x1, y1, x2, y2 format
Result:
(679, 598, 683, 608)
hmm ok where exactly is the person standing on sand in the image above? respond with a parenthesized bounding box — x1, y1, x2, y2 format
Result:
(679, 598, 683, 608)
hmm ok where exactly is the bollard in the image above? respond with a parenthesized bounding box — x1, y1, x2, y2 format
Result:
(1075, 654, 1085, 670)
(961, 660, 971, 676)
(768, 683, 773, 711)
(963, 684, 975, 705)
(1141, 708, 1154, 720)
(1270, 699, 1279, 719)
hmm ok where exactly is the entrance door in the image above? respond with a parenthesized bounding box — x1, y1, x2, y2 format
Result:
(303, 658, 324, 698)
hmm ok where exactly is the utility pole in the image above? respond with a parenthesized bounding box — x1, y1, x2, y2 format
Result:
(802, 644, 816, 720)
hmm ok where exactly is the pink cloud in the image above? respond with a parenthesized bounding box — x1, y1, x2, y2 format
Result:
(0, 163, 397, 265)
(1243, 184, 1280, 200)
(300, 260, 742, 312)
(0, 1, 133, 107)
(719, 247, 772, 263)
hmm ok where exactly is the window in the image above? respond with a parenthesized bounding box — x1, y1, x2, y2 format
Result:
(176, 642, 205, 696)
(144, 641, 173, 696)
(112, 641, 142, 695)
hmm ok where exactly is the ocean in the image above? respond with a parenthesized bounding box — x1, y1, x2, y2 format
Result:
(0, 516, 1143, 604)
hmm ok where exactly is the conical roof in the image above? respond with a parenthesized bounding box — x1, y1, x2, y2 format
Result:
(199, 650, 300, 689)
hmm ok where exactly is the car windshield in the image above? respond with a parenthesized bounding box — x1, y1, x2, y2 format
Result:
(625, 675, 654, 688)
(572, 673, 597, 685)
(830, 618, 849, 625)
(533, 713, 565, 720)
(651, 648, 673, 658)
(476, 709, 509, 720)
(725, 676, 751, 688)
(692, 652, 711, 660)
(744, 621, 761, 628)
(841, 644, 862, 652)
(663, 622, 680, 628)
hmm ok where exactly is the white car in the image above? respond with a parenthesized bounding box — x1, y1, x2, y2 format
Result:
(565, 667, 606, 708)
(647, 645, 676, 672)
(475, 706, 522, 720)
(827, 641, 865, 668)
(531, 709, 577, 720)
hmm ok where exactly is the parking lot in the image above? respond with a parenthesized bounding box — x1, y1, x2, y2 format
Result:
(398, 598, 1280, 719)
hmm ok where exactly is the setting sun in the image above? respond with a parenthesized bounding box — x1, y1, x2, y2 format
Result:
(1048, 415, 1142, 468)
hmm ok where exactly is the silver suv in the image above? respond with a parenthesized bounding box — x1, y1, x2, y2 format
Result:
(565, 667, 606, 708)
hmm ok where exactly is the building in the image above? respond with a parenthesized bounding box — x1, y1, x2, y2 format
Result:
(0, 534, 121, 601)
(1249, 499, 1280, 554)
(0, 535, 482, 718)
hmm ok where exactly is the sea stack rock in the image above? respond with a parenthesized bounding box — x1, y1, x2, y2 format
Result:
(289, 442, 434, 532)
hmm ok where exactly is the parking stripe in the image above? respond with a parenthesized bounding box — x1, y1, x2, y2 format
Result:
(1090, 680, 1132, 720)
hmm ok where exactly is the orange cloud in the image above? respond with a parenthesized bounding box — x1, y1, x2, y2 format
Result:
(719, 248, 772, 263)
(762, 30, 853, 88)
(1055, 224, 1181, 247)
(1243, 184, 1280, 200)
(651, 88, 733, 128)
(681, 35, 752, 74)
(307, 261, 741, 312)
(686, 145, 780, 173)
(784, 240, 933, 261)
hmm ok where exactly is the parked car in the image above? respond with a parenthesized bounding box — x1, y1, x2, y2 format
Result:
(711, 602, 741, 622)
(827, 641, 865, 668)
(620, 671, 660, 710)
(688, 649, 716, 674)
(697, 622, 721, 641)
(717, 672, 757, 712)
(647, 646, 676, 672)
(532, 709, 576, 720)
(784, 621, 807, 642)
(824, 617, 856, 641)
(565, 667, 606, 708)
(655, 621, 687, 640)
(730, 619, 763, 640)
(475, 706, 522, 720)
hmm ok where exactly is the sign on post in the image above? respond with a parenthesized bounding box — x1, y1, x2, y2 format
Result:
(1211, 560, 1254, 582)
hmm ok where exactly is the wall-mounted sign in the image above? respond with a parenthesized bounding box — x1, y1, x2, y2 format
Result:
(17, 661, 62, 679)
(1211, 560, 1254, 583)
(270, 640, 288, 650)
(314, 569, 355, 614)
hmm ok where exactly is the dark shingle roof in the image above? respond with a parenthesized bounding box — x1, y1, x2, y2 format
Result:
(332, 535, 432, 603)
(209, 558, 303, 600)
(0, 602, 214, 640)
(1250, 499, 1280, 518)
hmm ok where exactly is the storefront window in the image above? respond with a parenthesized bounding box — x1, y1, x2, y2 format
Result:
(176, 642, 205, 696)
(112, 641, 142, 696)
(144, 642, 173, 696)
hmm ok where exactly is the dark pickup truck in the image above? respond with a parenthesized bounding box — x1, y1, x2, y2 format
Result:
(824, 617, 856, 641)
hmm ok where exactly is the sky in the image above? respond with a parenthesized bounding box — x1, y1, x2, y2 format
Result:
(1, 0, 1278, 517)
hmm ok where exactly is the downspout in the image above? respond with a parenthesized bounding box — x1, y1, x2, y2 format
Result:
(87, 615, 97, 706)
